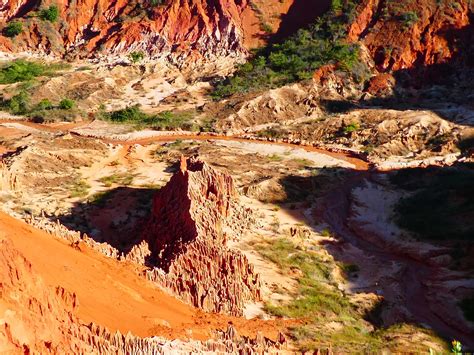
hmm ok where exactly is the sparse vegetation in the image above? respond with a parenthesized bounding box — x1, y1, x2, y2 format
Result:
(101, 104, 198, 131)
(70, 179, 90, 198)
(3, 22, 23, 38)
(39, 5, 60, 23)
(0, 60, 69, 84)
(212, 0, 363, 99)
(255, 237, 448, 351)
(267, 154, 283, 162)
(129, 51, 145, 63)
(342, 122, 360, 134)
(99, 173, 135, 187)
(398, 11, 419, 29)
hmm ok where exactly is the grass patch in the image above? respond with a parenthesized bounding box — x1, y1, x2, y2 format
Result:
(88, 191, 110, 207)
(69, 179, 90, 198)
(0, 59, 69, 84)
(254, 237, 448, 351)
(255, 238, 384, 351)
(342, 122, 360, 134)
(98, 173, 135, 187)
(267, 154, 283, 162)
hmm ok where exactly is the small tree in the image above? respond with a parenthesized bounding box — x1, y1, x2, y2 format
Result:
(3, 22, 23, 38)
(59, 98, 75, 110)
(39, 5, 59, 23)
(8, 91, 30, 115)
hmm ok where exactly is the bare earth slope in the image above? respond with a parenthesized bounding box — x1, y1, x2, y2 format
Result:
(0, 211, 285, 343)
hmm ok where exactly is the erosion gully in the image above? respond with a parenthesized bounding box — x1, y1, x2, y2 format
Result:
(1, 119, 471, 347)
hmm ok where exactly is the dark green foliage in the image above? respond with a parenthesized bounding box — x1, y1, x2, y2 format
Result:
(3, 22, 23, 38)
(36, 99, 53, 110)
(0, 60, 68, 84)
(212, 0, 361, 99)
(6, 91, 30, 115)
(39, 5, 60, 23)
(59, 98, 75, 110)
(129, 51, 144, 63)
(103, 105, 196, 130)
(149, 0, 165, 6)
(391, 166, 474, 240)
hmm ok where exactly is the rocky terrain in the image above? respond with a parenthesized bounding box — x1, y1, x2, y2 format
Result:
(1, 0, 473, 353)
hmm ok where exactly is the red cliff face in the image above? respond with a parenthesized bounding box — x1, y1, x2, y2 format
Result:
(349, 0, 473, 72)
(143, 156, 261, 316)
(0, 0, 257, 59)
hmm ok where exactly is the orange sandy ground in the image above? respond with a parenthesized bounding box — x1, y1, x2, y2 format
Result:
(0, 211, 289, 341)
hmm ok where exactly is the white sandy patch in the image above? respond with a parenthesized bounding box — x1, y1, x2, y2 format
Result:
(349, 177, 449, 262)
(213, 140, 355, 169)
(0, 122, 43, 133)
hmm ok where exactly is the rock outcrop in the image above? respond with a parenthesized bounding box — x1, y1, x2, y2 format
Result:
(349, 0, 473, 73)
(143, 156, 261, 315)
(0, 0, 272, 61)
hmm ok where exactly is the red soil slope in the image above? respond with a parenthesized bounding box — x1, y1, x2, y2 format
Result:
(0, 211, 286, 341)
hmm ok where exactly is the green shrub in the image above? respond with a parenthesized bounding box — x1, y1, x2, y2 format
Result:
(0, 60, 68, 84)
(39, 5, 59, 23)
(343, 122, 360, 134)
(7, 91, 30, 115)
(212, 0, 361, 99)
(59, 98, 75, 110)
(36, 99, 53, 110)
(391, 167, 474, 241)
(103, 104, 196, 130)
(129, 51, 144, 63)
(3, 22, 23, 38)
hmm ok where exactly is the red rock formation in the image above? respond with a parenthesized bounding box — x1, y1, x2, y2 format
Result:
(143, 156, 261, 315)
(0, 0, 285, 59)
(349, 0, 473, 72)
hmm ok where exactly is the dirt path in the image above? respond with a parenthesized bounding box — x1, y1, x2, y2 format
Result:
(0, 119, 369, 170)
(319, 172, 474, 348)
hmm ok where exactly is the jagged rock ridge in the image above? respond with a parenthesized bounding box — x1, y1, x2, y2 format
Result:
(0, 0, 255, 60)
(143, 156, 261, 316)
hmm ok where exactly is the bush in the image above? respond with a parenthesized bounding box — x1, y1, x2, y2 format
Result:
(103, 104, 196, 130)
(39, 5, 59, 22)
(3, 22, 23, 38)
(7, 91, 30, 115)
(59, 98, 75, 110)
(391, 167, 474, 241)
(343, 122, 360, 134)
(36, 99, 53, 110)
(211, 0, 360, 99)
(0, 60, 68, 84)
(129, 51, 144, 63)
